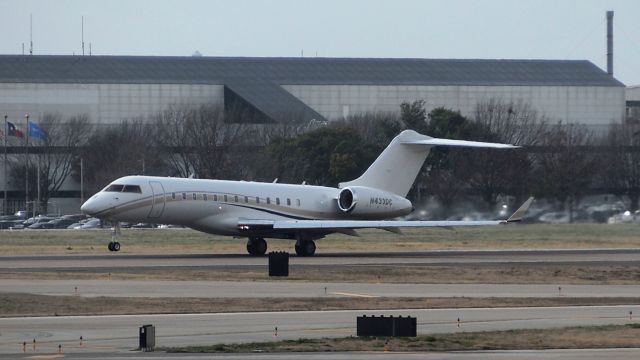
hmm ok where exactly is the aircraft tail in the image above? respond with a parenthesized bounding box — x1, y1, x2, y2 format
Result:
(339, 130, 518, 197)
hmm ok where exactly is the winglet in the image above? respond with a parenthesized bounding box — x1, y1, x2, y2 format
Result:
(506, 197, 534, 223)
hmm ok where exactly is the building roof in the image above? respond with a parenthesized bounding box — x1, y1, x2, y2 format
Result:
(0, 55, 624, 122)
(0, 55, 624, 86)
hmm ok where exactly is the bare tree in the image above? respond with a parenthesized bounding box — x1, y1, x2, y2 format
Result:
(534, 122, 599, 222)
(77, 119, 160, 196)
(154, 104, 254, 180)
(10, 113, 93, 213)
(452, 100, 548, 209)
(601, 121, 640, 211)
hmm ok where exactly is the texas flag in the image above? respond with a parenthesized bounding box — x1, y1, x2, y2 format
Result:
(7, 121, 24, 138)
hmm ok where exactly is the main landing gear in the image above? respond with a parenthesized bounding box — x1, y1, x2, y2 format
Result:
(295, 239, 316, 257)
(108, 222, 121, 252)
(246, 237, 267, 256)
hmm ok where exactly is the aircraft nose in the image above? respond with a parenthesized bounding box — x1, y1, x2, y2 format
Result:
(81, 197, 98, 215)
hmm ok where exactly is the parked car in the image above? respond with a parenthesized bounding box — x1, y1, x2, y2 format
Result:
(0, 215, 22, 229)
(76, 218, 102, 229)
(23, 216, 55, 227)
(45, 218, 80, 229)
(67, 217, 93, 229)
(132, 222, 155, 228)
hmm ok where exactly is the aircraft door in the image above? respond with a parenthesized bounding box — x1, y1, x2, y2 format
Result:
(148, 181, 166, 218)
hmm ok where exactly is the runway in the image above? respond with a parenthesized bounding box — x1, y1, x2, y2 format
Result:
(1, 249, 639, 358)
(3, 349, 640, 360)
(2, 279, 640, 298)
(1, 248, 639, 271)
(1, 306, 639, 354)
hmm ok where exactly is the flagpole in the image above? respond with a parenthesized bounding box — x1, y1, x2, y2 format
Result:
(24, 113, 29, 217)
(3, 114, 7, 216)
(80, 157, 84, 206)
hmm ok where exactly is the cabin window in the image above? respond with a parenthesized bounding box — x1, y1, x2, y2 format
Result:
(244, 196, 249, 203)
(192, 193, 197, 200)
(256, 197, 260, 204)
(203, 194, 208, 201)
(171, 192, 176, 200)
(213, 194, 218, 201)
(224, 195, 228, 202)
(296, 199, 301, 207)
(105, 184, 124, 192)
(234, 195, 238, 202)
(266, 197, 271, 204)
(287, 198, 291, 206)
(122, 185, 142, 193)
(276, 198, 280, 205)
(182, 193, 186, 200)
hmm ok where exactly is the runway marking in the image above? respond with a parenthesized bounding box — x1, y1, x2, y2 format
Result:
(27, 355, 64, 359)
(329, 291, 379, 298)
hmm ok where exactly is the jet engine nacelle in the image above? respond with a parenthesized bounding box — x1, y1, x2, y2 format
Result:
(337, 186, 413, 218)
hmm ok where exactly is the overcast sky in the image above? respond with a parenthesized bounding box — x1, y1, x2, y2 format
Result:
(2, 0, 639, 85)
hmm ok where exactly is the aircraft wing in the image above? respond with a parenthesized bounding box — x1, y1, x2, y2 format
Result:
(239, 197, 533, 232)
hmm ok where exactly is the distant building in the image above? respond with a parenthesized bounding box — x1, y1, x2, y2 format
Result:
(0, 55, 625, 129)
(626, 85, 640, 123)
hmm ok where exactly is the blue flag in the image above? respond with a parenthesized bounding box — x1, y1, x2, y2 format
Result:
(28, 121, 47, 141)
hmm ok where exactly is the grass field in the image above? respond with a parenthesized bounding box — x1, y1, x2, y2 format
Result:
(2, 293, 639, 317)
(162, 324, 640, 353)
(3, 263, 640, 284)
(0, 223, 639, 255)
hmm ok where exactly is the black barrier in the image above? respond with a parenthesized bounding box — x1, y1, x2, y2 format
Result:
(357, 315, 416, 337)
(269, 251, 289, 277)
(139, 324, 155, 352)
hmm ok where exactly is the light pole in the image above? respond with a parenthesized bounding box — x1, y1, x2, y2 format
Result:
(3, 114, 7, 215)
(24, 113, 29, 215)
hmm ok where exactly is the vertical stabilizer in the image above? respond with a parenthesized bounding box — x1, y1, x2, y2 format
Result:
(339, 130, 433, 197)
(339, 130, 518, 197)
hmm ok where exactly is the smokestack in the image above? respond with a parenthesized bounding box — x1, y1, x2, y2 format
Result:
(606, 10, 614, 76)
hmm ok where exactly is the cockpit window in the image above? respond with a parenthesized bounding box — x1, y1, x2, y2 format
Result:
(105, 184, 124, 192)
(104, 184, 142, 193)
(122, 185, 142, 193)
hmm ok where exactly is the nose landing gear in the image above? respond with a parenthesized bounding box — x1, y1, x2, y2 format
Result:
(246, 237, 267, 256)
(108, 222, 121, 252)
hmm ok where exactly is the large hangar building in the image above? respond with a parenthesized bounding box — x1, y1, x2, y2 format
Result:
(0, 55, 626, 128)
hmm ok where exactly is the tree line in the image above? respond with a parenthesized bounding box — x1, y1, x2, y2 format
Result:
(8, 99, 640, 220)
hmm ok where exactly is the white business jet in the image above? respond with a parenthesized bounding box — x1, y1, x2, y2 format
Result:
(81, 130, 533, 256)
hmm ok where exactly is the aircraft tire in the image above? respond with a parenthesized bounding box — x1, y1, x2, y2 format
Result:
(108, 242, 114, 252)
(247, 237, 267, 256)
(112, 242, 121, 252)
(295, 240, 316, 256)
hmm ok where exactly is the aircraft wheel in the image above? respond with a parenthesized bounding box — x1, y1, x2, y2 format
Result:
(112, 242, 121, 252)
(108, 242, 114, 252)
(247, 237, 267, 256)
(295, 240, 316, 256)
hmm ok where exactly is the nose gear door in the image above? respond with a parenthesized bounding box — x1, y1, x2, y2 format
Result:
(148, 181, 166, 219)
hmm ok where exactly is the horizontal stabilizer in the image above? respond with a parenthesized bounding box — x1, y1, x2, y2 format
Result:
(402, 138, 519, 149)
